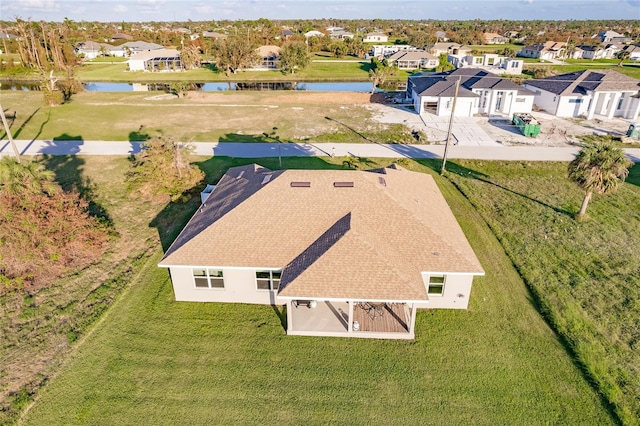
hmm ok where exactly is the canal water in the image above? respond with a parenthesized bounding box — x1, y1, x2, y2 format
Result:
(1, 80, 406, 92)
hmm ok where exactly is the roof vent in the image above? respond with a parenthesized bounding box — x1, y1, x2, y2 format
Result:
(290, 181, 311, 188)
(333, 181, 354, 188)
(236, 171, 245, 179)
(261, 174, 272, 185)
(378, 177, 387, 187)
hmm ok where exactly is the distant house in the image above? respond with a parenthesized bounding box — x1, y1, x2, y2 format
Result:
(111, 33, 133, 41)
(173, 27, 191, 35)
(593, 30, 632, 44)
(0, 32, 18, 40)
(253, 45, 281, 70)
(435, 31, 449, 42)
(370, 44, 417, 58)
(281, 29, 294, 39)
(387, 50, 438, 70)
(448, 53, 523, 75)
(407, 68, 535, 117)
(122, 41, 164, 56)
(202, 31, 227, 39)
(329, 30, 354, 40)
(75, 41, 113, 59)
(128, 48, 182, 72)
(158, 164, 484, 340)
(304, 30, 325, 38)
(363, 32, 388, 43)
(483, 33, 509, 44)
(523, 69, 640, 120)
(517, 41, 566, 60)
(430, 42, 471, 57)
(579, 43, 621, 60)
(622, 44, 640, 60)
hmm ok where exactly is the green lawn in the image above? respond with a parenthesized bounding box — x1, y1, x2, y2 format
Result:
(445, 160, 640, 425)
(21, 157, 614, 425)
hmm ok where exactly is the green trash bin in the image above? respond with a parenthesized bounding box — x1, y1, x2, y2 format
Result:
(513, 113, 541, 137)
(626, 123, 640, 140)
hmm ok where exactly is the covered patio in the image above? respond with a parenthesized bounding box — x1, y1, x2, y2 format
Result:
(286, 300, 416, 339)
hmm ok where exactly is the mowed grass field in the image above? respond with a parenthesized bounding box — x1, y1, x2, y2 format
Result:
(20, 157, 614, 425)
(0, 91, 417, 144)
(444, 160, 640, 425)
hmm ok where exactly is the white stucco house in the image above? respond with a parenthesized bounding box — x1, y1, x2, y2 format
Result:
(407, 68, 535, 117)
(370, 44, 417, 58)
(517, 41, 566, 60)
(158, 164, 484, 340)
(448, 53, 524, 75)
(387, 50, 438, 70)
(128, 48, 182, 72)
(523, 69, 640, 120)
(363, 32, 388, 43)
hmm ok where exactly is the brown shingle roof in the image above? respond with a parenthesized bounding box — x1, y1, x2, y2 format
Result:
(159, 165, 484, 301)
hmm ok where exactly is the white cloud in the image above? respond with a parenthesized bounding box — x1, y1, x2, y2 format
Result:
(195, 5, 215, 14)
(114, 4, 128, 12)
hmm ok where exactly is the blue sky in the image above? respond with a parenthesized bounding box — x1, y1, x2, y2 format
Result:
(2, 0, 639, 22)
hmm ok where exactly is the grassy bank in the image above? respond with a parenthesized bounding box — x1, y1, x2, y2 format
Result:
(0, 91, 419, 144)
(445, 160, 640, 425)
(20, 157, 613, 425)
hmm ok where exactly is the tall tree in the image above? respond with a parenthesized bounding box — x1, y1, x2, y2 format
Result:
(615, 49, 630, 67)
(567, 143, 632, 218)
(368, 57, 395, 94)
(212, 35, 258, 76)
(435, 54, 455, 72)
(279, 41, 310, 74)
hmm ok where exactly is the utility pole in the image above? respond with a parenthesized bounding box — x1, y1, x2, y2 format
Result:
(441, 76, 460, 174)
(0, 103, 20, 163)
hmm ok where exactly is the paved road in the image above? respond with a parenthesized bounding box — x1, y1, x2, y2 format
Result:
(2, 139, 640, 162)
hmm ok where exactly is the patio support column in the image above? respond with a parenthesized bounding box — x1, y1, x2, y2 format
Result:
(409, 303, 418, 335)
(286, 301, 293, 334)
(348, 301, 354, 333)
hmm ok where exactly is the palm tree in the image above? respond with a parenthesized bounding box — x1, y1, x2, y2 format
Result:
(0, 157, 58, 197)
(567, 143, 632, 218)
(616, 49, 630, 67)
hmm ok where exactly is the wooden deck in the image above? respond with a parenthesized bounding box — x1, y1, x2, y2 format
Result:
(353, 303, 409, 333)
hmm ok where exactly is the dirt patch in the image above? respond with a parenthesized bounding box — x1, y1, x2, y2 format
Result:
(185, 91, 374, 105)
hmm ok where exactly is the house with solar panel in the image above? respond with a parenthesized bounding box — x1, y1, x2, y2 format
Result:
(158, 164, 484, 340)
(128, 48, 182, 72)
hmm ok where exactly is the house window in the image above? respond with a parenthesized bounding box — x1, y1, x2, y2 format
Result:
(515, 97, 525, 103)
(256, 270, 282, 291)
(617, 94, 625, 110)
(428, 275, 445, 296)
(568, 99, 582, 104)
(193, 268, 224, 289)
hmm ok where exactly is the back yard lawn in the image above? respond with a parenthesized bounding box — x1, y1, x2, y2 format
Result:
(20, 157, 614, 425)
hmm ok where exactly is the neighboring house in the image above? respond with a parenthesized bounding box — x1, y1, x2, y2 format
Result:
(253, 45, 281, 70)
(593, 30, 632, 44)
(579, 43, 621, 60)
(122, 41, 165, 55)
(430, 42, 471, 57)
(158, 164, 484, 340)
(370, 44, 417, 58)
(407, 68, 535, 117)
(435, 31, 449, 42)
(523, 69, 640, 120)
(128, 48, 182, 72)
(0, 32, 18, 40)
(483, 32, 509, 44)
(622, 44, 640, 60)
(281, 29, 294, 39)
(517, 41, 566, 60)
(387, 50, 438, 70)
(202, 31, 227, 39)
(111, 33, 133, 41)
(363, 32, 388, 43)
(173, 27, 191, 34)
(75, 41, 113, 59)
(304, 30, 325, 38)
(448, 53, 523, 75)
(329, 30, 355, 40)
